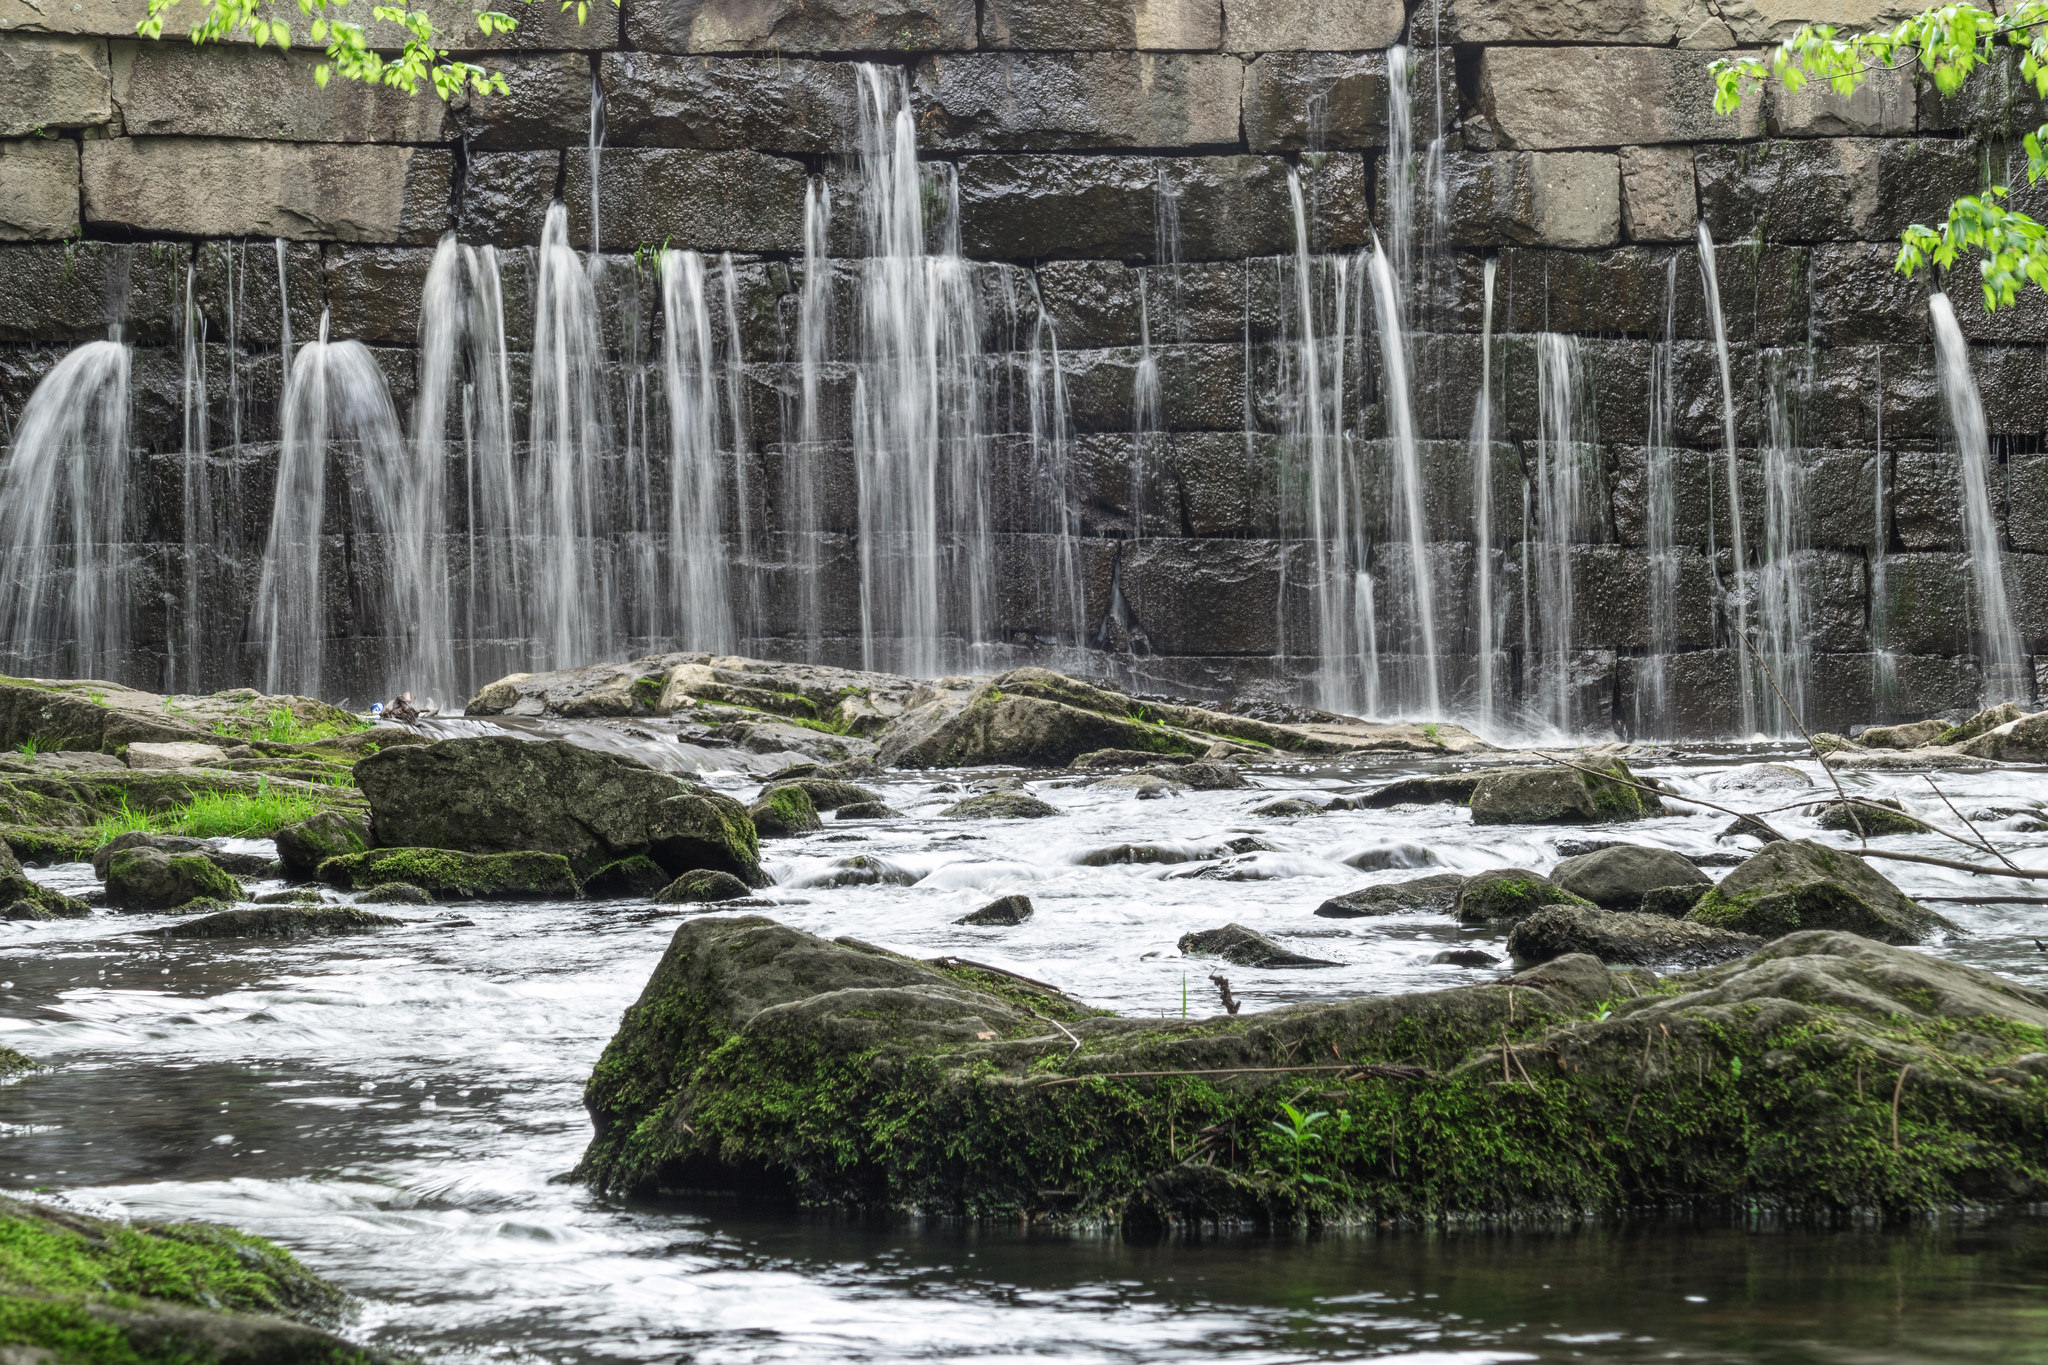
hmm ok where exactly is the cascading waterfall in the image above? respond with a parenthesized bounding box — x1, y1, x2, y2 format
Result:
(253, 317, 407, 699)
(1024, 275, 1086, 649)
(1696, 222, 1757, 733)
(0, 339, 132, 680)
(1755, 348, 1813, 727)
(1470, 256, 1498, 733)
(1929, 292, 2028, 703)
(1638, 256, 1681, 732)
(1870, 350, 1897, 705)
(1366, 243, 1439, 717)
(658, 248, 735, 653)
(850, 63, 987, 676)
(1529, 333, 1596, 733)
(791, 178, 833, 660)
(527, 200, 615, 671)
(177, 260, 210, 691)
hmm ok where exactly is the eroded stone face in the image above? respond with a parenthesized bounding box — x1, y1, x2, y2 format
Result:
(0, 137, 78, 241)
(80, 139, 451, 242)
(0, 33, 110, 137)
(626, 0, 976, 53)
(982, 0, 1222, 50)
(1481, 46, 1761, 149)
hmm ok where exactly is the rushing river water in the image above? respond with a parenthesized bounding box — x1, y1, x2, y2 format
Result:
(4, 745, 2047, 1361)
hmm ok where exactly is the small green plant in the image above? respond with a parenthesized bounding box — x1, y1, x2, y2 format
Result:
(1730, 1055, 1745, 1080)
(211, 704, 367, 746)
(1591, 1000, 1616, 1022)
(1267, 1102, 1340, 1186)
(1423, 721, 1444, 747)
(14, 739, 42, 757)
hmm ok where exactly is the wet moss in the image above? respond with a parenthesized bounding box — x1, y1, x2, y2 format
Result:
(317, 847, 579, 900)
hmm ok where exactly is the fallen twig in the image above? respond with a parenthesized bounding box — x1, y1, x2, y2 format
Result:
(1855, 848, 2048, 880)
(1923, 775, 2022, 872)
(1534, 753, 1793, 842)
(1208, 974, 1241, 1016)
(1034, 1062, 1434, 1089)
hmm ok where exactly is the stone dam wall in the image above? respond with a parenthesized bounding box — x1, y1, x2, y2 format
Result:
(3, 0, 2048, 735)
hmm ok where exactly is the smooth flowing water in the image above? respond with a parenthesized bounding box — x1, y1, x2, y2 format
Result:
(5, 745, 2047, 1361)
(1638, 256, 1682, 735)
(1695, 225, 1757, 736)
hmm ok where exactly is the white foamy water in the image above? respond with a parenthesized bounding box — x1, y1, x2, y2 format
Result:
(3, 747, 2046, 1361)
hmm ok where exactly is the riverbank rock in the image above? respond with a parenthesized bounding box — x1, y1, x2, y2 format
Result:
(1177, 923, 1339, 968)
(317, 847, 580, 900)
(1816, 798, 1929, 836)
(1454, 868, 1594, 923)
(1315, 872, 1467, 918)
(942, 791, 1059, 819)
(583, 855, 673, 897)
(655, 869, 755, 903)
(1859, 719, 1948, 749)
(1958, 710, 2048, 762)
(1687, 839, 1952, 944)
(1508, 905, 1762, 968)
(750, 784, 822, 837)
(958, 894, 1034, 926)
(149, 905, 403, 938)
(575, 917, 2048, 1220)
(780, 777, 881, 811)
(1469, 763, 1661, 825)
(1353, 774, 1483, 807)
(353, 735, 762, 882)
(275, 810, 373, 878)
(106, 847, 243, 911)
(0, 1193, 397, 1365)
(1551, 844, 1710, 910)
(91, 831, 274, 880)
(0, 839, 87, 918)
(465, 653, 916, 734)
(358, 882, 435, 905)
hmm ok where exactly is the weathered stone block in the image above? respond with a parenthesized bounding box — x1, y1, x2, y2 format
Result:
(1421, 151, 1619, 250)
(2011, 454, 2048, 554)
(1619, 145, 1696, 243)
(111, 41, 454, 142)
(1431, 0, 1732, 46)
(913, 53, 1242, 151)
(1890, 451, 1965, 551)
(1879, 552, 1975, 655)
(1033, 258, 1276, 348)
(193, 239, 325, 348)
(1062, 344, 1247, 432)
(0, 136, 77, 240)
(323, 246, 438, 346)
(958, 153, 1368, 262)
(1809, 242, 1930, 344)
(0, 33, 110, 136)
(451, 51, 590, 151)
(1768, 63, 1914, 135)
(1220, 0, 1403, 52)
(82, 138, 450, 242)
(1119, 538, 1305, 654)
(562, 148, 808, 255)
(458, 150, 559, 249)
(2004, 550, 2048, 653)
(601, 53, 859, 154)
(1242, 52, 1386, 152)
(982, 0, 1221, 50)
(626, 0, 975, 53)
(1696, 139, 1978, 242)
(0, 240, 186, 345)
(1481, 47, 1759, 149)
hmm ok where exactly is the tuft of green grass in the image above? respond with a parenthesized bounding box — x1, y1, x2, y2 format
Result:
(13, 739, 42, 757)
(87, 783, 346, 845)
(211, 705, 369, 747)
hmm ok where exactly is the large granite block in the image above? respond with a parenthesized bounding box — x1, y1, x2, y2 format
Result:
(111, 40, 456, 142)
(626, 0, 975, 53)
(602, 53, 860, 154)
(1417, 151, 1620, 250)
(981, 0, 1220, 50)
(1242, 52, 1388, 152)
(562, 148, 809, 254)
(1428, 0, 1733, 46)
(912, 52, 1242, 151)
(1696, 139, 1978, 243)
(0, 32, 110, 135)
(1220, 0, 1403, 52)
(1481, 47, 1759, 149)
(82, 138, 450, 242)
(452, 51, 591, 151)
(0, 136, 78, 240)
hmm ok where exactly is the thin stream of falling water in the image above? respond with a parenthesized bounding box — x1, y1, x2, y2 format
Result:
(1132, 274, 1161, 545)
(1640, 256, 1681, 733)
(718, 253, 756, 641)
(1531, 333, 1592, 734)
(1756, 348, 1812, 729)
(659, 248, 734, 653)
(1696, 222, 1756, 734)
(793, 179, 832, 660)
(1367, 244, 1439, 717)
(178, 260, 208, 691)
(1871, 350, 1896, 707)
(1470, 256, 1497, 734)
(1025, 273, 1085, 648)
(1928, 291, 2028, 703)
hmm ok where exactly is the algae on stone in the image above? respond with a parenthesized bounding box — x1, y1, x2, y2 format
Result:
(1687, 839, 1952, 945)
(318, 847, 579, 901)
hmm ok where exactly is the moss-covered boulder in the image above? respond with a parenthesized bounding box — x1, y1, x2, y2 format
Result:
(106, 848, 242, 912)
(1858, 719, 1948, 750)
(0, 840, 87, 919)
(0, 1193, 398, 1364)
(1958, 710, 2048, 762)
(583, 855, 673, 898)
(576, 917, 2048, 1221)
(1687, 840, 1952, 945)
(149, 906, 403, 939)
(357, 883, 435, 905)
(1314, 873, 1466, 919)
(0, 1044, 32, 1076)
(317, 847, 579, 901)
(1508, 905, 1761, 968)
(654, 869, 754, 904)
(1469, 763, 1662, 825)
(833, 800, 901, 820)
(750, 784, 821, 838)
(1454, 869, 1593, 924)
(275, 810, 373, 879)
(958, 894, 1033, 926)
(941, 791, 1058, 819)
(1353, 774, 1482, 808)
(779, 778, 880, 812)
(1551, 844, 1710, 910)
(1816, 798, 1929, 837)
(353, 735, 761, 882)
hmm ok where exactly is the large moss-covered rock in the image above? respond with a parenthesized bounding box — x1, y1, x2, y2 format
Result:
(750, 784, 821, 837)
(0, 1193, 397, 1365)
(1508, 905, 1762, 968)
(1959, 710, 2048, 762)
(275, 810, 372, 879)
(942, 790, 1060, 819)
(1469, 763, 1662, 825)
(1687, 840, 1952, 945)
(654, 869, 755, 903)
(1454, 868, 1593, 923)
(1816, 798, 1929, 837)
(353, 735, 761, 881)
(317, 846, 580, 900)
(106, 847, 243, 911)
(1551, 844, 1709, 910)
(576, 917, 2048, 1220)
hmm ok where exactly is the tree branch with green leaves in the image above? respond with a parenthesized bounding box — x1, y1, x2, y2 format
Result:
(1710, 1, 2048, 310)
(137, 0, 613, 99)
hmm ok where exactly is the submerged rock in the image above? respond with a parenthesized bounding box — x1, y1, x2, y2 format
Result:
(582, 855, 673, 898)
(275, 810, 372, 879)
(1687, 839, 1952, 945)
(832, 799, 902, 820)
(655, 869, 755, 904)
(1315, 873, 1467, 918)
(151, 905, 404, 938)
(806, 854, 919, 888)
(354, 735, 761, 882)
(781, 777, 882, 811)
(575, 918, 2048, 1219)
(1070, 748, 1191, 770)
(1076, 837, 1269, 866)
(1508, 905, 1761, 968)
(1177, 922, 1340, 968)
(1430, 948, 1501, 967)
(1454, 869, 1593, 924)
(958, 894, 1034, 926)
(1250, 797, 1325, 817)
(1353, 774, 1482, 808)
(91, 830, 272, 880)
(941, 791, 1059, 819)
(1816, 798, 1929, 837)
(1172, 760, 1248, 790)
(1342, 843, 1439, 871)
(252, 888, 325, 906)
(1550, 844, 1710, 910)
(357, 882, 435, 905)
(750, 783, 823, 837)
(106, 847, 243, 911)
(1468, 763, 1661, 825)
(1095, 773, 1179, 798)
(318, 847, 579, 901)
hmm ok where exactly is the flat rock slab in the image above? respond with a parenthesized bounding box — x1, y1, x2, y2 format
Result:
(1316, 873, 1467, 918)
(1509, 904, 1761, 968)
(149, 906, 403, 938)
(1178, 922, 1339, 968)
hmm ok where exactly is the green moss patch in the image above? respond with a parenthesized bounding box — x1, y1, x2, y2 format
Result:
(318, 847, 579, 901)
